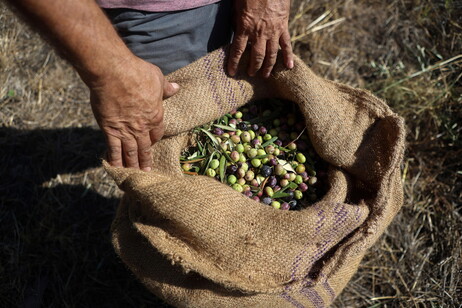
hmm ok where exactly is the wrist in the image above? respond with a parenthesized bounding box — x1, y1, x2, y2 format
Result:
(76, 47, 136, 88)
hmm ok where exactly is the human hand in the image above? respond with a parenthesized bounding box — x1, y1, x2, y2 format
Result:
(228, 0, 294, 78)
(89, 56, 180, 171)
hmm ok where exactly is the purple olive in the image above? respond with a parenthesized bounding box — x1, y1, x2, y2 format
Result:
(269, 158, 278, 166)
(281, 202, 290, 210)
(299, 183, 308, 192)
(267, 176, 277, 187)
(299, 171, 309, 181)
(213, 127, 224, 135)
(274, 140, 283, 146)
(258, 126, 267, 135)
(251, 139, 261, 146)
(262, 197, 272, 205)
(243, 190, 253, 198)
(251, 124, 259, 131)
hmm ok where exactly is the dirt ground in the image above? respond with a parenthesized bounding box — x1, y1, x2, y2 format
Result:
(1, 0, 461, 307)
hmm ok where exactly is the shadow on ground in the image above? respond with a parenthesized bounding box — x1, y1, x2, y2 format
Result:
(0, 127, 170, 307)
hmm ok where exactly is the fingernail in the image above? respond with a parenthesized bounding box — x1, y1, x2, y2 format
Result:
(288, 60, 294, 69)
(142, 167, 152, 172)
(172, 83, 180, 90)
(228, 69, 235, 76)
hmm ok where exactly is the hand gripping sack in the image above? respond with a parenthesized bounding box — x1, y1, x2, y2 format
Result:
(104, 48, 405, 308)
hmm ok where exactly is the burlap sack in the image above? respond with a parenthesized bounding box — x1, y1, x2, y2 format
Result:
(105, 47, 405, 307)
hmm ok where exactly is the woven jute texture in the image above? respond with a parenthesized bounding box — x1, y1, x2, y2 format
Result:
(105, 47, 405, 308)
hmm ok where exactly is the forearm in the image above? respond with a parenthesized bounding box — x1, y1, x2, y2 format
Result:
(6, 0, 132, 86)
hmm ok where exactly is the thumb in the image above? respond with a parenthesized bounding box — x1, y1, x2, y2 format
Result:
(163, 80, 180, 99)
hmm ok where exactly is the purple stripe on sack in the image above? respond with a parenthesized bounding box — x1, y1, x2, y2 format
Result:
(315, 209, 326, 233)
(203, 57, 223, 114)
(290, 239, 332, 286)
(334, 204, 348, 226)
(289, 206, 327, 280)
(283, 203, 356, 307)
(300, 287, 325, 308)
(280, 292, 306, 308)
(355, 205, 362, 222)
(315, 273, 336, 301)
(323, 280, 336, 301)
(290, 203, 345, 281)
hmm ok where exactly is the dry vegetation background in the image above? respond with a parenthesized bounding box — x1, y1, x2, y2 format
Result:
(1, 0, 461, 307)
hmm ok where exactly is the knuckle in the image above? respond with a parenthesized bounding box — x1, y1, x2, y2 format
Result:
(107, 145, 122, 154)
(254, 55, 265, 64)
(125, 148, 138, 158)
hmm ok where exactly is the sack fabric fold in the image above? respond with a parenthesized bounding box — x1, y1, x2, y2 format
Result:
(105, 47, 405, 308)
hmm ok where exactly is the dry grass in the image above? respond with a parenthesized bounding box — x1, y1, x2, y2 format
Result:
(1, 0, 461, 307)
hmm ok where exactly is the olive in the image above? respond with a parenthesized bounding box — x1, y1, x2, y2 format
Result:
(287, 142, 297, 151)
(231, 135, 241, 144)
(241, 131, 251, 143)
(296, 164, 306, 174)
(227, 174, 237, 185)
(296, 153, 306, 163)
(245, 170, 255, 181)
(182, 163, 192, 172)
(262, 197, 272, 205)
(260, 165, 272, 177)
(237, 178, 246, 186)
(282, 190, 294, 202)
(288, 200, 298, 209)
(294, 175, 303, 185)
(264, 186, 274, 197)
(271, 201, 281, 209)
(236, 144, 245, 153)
(213, 127, 224, 135)
(280, 179, 289, 187)
(294, 190, 303, 200)
(247, 148, 258, 158)
(230, 151, 240, 162)
(299, 183, 308, 192)
(308, 177, 318, 185)
(251, 158, 262, 168)
(209, 159, 220, 169)
(206, 168, 216, 177)
(238, 122, 248, 131)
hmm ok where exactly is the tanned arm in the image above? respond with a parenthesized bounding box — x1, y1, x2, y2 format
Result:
(5, 0, 180, 171)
